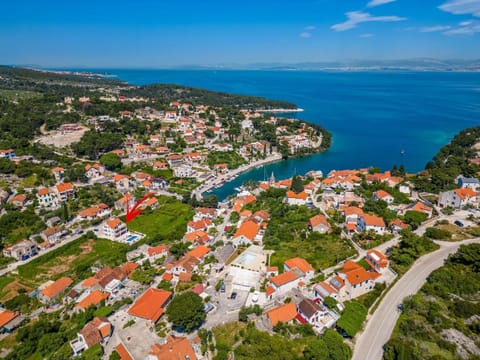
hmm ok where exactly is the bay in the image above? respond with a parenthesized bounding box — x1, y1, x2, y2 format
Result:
(81, 69, 480, 200)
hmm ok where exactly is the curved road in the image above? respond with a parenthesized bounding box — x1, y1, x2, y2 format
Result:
(352, 238, 480, 360)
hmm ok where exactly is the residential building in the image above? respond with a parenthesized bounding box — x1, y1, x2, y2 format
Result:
(36, 188, 58, 208)
(38, 277, 73, 304)
(284, 257, 315, 280)
(373, 190, 394, 204)
(308, 214, 330, 234)
(297, 298, 336, 330)
(357, 214, 386, 235)
(173, 164, 193, 178)
(0, 149, 15, 160)
(41, 226, 63, 244)
(266, 302, 297, 326)
(2, 240, 38, 261)
(102, 218, 128, 241)
(365, 249, 389, 273)
(146, 336, 197, 360)
(55, 182, 75, 202)
(285, 191, 309, 206)
(187, 218, 213, 233)
(70, 317, 112, 356)
(75, 290, 110, 311)
(128, 288, 172, 324)
(457, 176, 480, 190)
(77, 203, 111, 221)
(337, 261, 381, 300)
(438, 188, 478, 209)
(232, 220, 260, 247)
(8, 194, 27, 207)
(0, 309, 24, 334)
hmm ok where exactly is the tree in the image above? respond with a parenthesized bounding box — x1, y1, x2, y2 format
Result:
(403, 210, 428, 230)
(291, 175, 304, 194)
(99, 152, 122, 171)
(166, 292, 206, 332)
(0, 158, 15, 174)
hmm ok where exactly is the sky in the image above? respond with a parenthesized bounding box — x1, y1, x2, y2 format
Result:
(1, 0, 479, 68)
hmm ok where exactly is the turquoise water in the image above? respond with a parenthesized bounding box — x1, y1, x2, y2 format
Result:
(126, 234, 139, 243)
(78, 69, 480, 200)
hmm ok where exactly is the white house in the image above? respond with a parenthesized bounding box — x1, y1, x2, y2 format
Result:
(285, 191, 308, 206)
(357, 214, 386, 235)
(102, 218, 128, 242)
(438, 188, 478, 209)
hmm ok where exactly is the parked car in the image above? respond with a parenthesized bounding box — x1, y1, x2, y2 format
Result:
(454, 220, 464, 227)
(252, 291, 260, 303)
(230, 292, 237, 300)
(220, 283, 226, 293)
(204, 303, 215, 313)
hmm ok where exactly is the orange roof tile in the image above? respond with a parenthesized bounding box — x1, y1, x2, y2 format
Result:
(81, 277, 100, 288)
(186, 245, 211, 260)
(106, 218, 123, 229)
(269, 270, 299, 287)
(37, 188, 50, 196)
(56, 182, 73, 193)
(163, 272, 173, 281)
(115, 343, 134, 360)
(233, 221, 260, 241)
(284, 257, 314, 274)
(77, 290, 109, 309)
(149, 336, 197, 360)
(40, 277, 73, 299)
(309, 214, 329, 228)
(267, 303, 297, 326)
(128, 288, 172, 323)
(286, 190, 308, 200)
(454, 188, 477, 199)
(361, 214, 385, 227)
(0, 309, 18, 328)
(121, 262, 140, 276)
(374, 190, 392, 199)
(340, 261, 380, 286)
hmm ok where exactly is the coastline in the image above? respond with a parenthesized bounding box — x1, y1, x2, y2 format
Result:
(256, 108, 304, 113)
(194, 153, 282, 199)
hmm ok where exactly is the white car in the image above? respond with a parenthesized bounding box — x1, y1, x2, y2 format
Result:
(252, 291, 260, 303)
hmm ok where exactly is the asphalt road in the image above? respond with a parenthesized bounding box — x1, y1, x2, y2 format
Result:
(352, 238, 480, 360)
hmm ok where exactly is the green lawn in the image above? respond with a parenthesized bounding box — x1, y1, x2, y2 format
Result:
(127, 196, 194, 242)
(269, 232, 357, 271)
(0, 276, 15, 298)
(17, 235, 129, 285)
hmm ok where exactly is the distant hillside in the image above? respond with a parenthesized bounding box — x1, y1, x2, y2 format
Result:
(120, 83, 297, 109)
(0, 66, 297, 109)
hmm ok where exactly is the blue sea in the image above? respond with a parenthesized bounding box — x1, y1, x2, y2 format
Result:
(85, 69, 480, 200)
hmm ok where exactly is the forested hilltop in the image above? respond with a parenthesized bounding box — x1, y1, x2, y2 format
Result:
(120, 83, 297, 109)
(0, 66, 296, 109)
(412, 126, 480, 193)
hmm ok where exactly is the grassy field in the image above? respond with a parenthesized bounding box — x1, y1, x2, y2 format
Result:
(269, 233, 357, 271)
(0, 276, 15, 298)
(17, 235, 129, 286)
(213, 322, 247, 349)
(127, 196, 193, 242)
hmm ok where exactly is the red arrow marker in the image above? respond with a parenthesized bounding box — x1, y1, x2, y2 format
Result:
(125, 193, 154, 223)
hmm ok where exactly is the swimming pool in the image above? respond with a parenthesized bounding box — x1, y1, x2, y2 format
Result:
(125, 234, 140, 244)
(235, 252, 256, 267)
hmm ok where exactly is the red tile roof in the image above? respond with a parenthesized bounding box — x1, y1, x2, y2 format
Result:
(284, 257, 314, 274)
(267, 303, 297, 326)
(128, 288, 172, 323)
(40, 277, 73, 299)
(76, 290, 109, 309)
(233, 220, 260, 241)
(269, 270, 299, 287)
(0, 309, 18, 328)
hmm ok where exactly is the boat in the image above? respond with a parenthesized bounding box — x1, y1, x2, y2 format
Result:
(400, 149, 405, 156)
